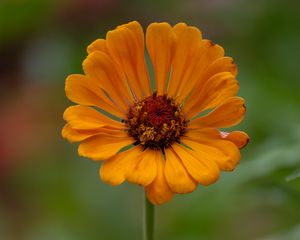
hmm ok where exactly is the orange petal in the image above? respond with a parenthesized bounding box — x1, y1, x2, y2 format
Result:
(83, 51, 134, 111)
(63, 105, 124, 130)
(184, 56, 238, 108)
(172, 143, 220, 185)
(220, 131, 250, 149)
(62, 123, 97, 143)
(126, 148, 158, 186)
(167, 23, 202, 99)
(65, 74, 126, 119)
(184, 127, 221, 140)
(189, 97, 246, 128)
(87, 39, 108, 54)
(62, 123, 128, 143)
(183, 72, 239, 119)
(100, 146, 141, 186)
(146, 22, 174, 95)
(164, 148, 197, 193)
(106, 21, 152, 99)
(78, 131, 133, 160)
(183, 40, 225, 105)
(145, 152, 173, 205)
(202, 57, 237, 80)
(183, 134, 241, 171)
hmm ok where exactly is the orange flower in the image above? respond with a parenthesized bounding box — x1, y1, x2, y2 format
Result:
(62, 21, 249, 205)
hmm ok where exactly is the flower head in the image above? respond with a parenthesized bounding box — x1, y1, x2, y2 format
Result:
(62, 21, 249, 205)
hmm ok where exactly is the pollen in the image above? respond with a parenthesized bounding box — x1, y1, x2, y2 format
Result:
(125, 92, 187, 151)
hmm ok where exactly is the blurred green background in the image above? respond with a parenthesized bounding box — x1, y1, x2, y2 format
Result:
(1, 0, 300, 239)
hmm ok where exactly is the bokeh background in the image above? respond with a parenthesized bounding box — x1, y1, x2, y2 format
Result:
(1, 0, 300, 239)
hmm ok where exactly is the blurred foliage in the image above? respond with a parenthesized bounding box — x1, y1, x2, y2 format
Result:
(286, 169, 300, 182)
(0, 0, 63, 44)
(0, 0, 300, 240)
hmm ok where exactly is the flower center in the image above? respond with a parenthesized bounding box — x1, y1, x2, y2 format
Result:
(125, 92, 187, 151)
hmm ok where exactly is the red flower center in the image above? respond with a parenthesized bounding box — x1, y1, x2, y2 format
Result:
(125, 93, 187, 151)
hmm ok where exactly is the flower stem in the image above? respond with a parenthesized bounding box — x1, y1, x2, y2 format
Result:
(144, 194, 155, 240)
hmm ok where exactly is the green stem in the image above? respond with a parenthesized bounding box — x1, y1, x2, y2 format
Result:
(144, 194, 155, 240)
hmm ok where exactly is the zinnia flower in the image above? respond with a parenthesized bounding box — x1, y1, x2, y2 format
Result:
(62, 21, 249, 205)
